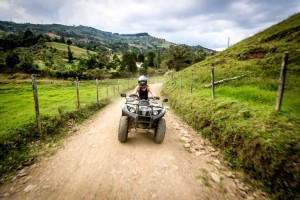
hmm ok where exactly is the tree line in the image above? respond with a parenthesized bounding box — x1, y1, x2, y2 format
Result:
(0, 30, 211, 79)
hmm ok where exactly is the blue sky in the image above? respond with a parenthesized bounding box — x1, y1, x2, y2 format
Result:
(0, 0, 299, 50)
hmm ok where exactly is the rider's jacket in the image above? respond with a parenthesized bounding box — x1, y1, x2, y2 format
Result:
(138, 85, 149, 100)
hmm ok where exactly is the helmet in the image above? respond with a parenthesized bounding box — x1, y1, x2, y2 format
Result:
(138, 75, 147, 86)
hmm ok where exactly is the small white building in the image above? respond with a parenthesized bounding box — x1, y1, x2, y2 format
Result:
(136, 62, 144, 68)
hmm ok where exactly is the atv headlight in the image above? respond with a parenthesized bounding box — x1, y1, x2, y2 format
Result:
(153, 110, 159, 115)
(152, 108, 161, 115)
(127, 105, 136, 113)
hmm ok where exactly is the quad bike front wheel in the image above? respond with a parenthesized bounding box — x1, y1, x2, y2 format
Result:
(118, 116, 129, 143)
(154, 118, 166, 144)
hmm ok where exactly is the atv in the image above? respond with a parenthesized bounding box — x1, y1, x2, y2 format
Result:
(118, 93, 168, 143)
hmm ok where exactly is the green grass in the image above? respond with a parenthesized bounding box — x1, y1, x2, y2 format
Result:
(0, 76, 162, 137)
(0, 78, 135, 137)
(163, 82, 300, 199)
(46, 42, 95, 57)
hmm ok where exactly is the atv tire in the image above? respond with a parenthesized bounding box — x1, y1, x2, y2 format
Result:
(154, 118, 166, 144)
(118, 116, 129, 143)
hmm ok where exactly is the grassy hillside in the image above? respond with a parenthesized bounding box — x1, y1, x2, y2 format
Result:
(162, 13, 300, 199)
(46, 42, 94, 57)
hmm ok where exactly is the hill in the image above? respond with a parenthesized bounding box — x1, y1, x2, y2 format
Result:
(0, 21, 213, 53)
(162, 13, 300, 199)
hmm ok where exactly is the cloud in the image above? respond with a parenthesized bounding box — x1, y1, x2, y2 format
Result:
(0, 0, 299, 50)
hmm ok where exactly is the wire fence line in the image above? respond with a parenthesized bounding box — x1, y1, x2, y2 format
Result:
(167, 52, 289, 111)
(30, 76, 164, 132)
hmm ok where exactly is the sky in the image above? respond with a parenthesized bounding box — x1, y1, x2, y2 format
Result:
(0, 0, 299, 51)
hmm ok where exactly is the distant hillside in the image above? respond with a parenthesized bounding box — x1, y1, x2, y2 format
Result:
(0, 21, 213, 54)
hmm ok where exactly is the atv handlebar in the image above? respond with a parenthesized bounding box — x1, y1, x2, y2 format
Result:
(129, 94, 139, 98)
(149, 96, 160, 100)
(126, 94, 160, 100)
(121, 93, 167, 103)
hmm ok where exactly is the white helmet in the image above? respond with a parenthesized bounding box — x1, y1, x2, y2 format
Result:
(138, 75, 147, 86)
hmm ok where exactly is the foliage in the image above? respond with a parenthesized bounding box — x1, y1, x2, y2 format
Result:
(165, 45, 194, 71)
(137, 53, 145, 62)
(193, 49, 207, 63)
(146, 51, 156, 68)
(82, 68, 111, 79)
(5, 51, 20, 68)
(18, 52, 39, 73)
(67, 45, 73, 63)
(121, 51, 137, 72)
(0, 30, 45, 50)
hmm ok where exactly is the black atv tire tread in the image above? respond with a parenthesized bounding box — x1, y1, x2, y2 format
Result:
(118, 116, 129, 143)
(154, 118, 166, 144)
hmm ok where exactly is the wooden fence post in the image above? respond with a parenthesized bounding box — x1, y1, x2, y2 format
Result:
(76, 77, 80, 111)
(211, 63, 215, 99)
(190, 74, 193, 94)
(96, 78, 99, 104)
(106, 79, 108, 98)
(276, 52, 288, 111)
(31, 74, 41, 133)
(228, 37, 230, 48)
(117, 79, 119, 93)
(113, 81, 115, 94)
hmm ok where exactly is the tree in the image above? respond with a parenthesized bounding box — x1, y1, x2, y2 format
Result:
(60, 36, 65, 44)
(166, 45, 193, 71)
(155, 50, 162, 68)
(67, 45, 73, 63)
(23, 29, 35, 47)
(193, 49, 207, 64)
(111, 54, 121, 69)
(137, 53, 145, 62)
(147, 51, 155, 68)
(18, 53, 39, 73)
(96, 51, 110, 69)
(66, 39, 72, 45)
(5, 51, 20, 68)
(86, 55, 98, 69)
(121, 51, 137, 72)
(23, 29, 34, 39)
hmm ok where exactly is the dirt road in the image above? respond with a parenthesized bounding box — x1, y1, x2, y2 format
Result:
(0, 84, 266, 200)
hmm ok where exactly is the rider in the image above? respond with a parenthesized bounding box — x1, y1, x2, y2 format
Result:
(135, 75, 155, 100)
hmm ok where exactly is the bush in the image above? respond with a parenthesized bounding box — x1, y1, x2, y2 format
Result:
(5, 51, 20, 68)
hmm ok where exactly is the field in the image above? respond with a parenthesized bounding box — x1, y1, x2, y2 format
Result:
(0, 76, 164, 137)
(46, 42, 95, 57)
(0, 78, 137, 137)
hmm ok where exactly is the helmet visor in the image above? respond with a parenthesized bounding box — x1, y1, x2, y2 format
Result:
(139, 80, 146, 85)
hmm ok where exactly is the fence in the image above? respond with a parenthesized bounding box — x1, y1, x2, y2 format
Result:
(168, 52, 289, 111)
(30, 76, 146, 132)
